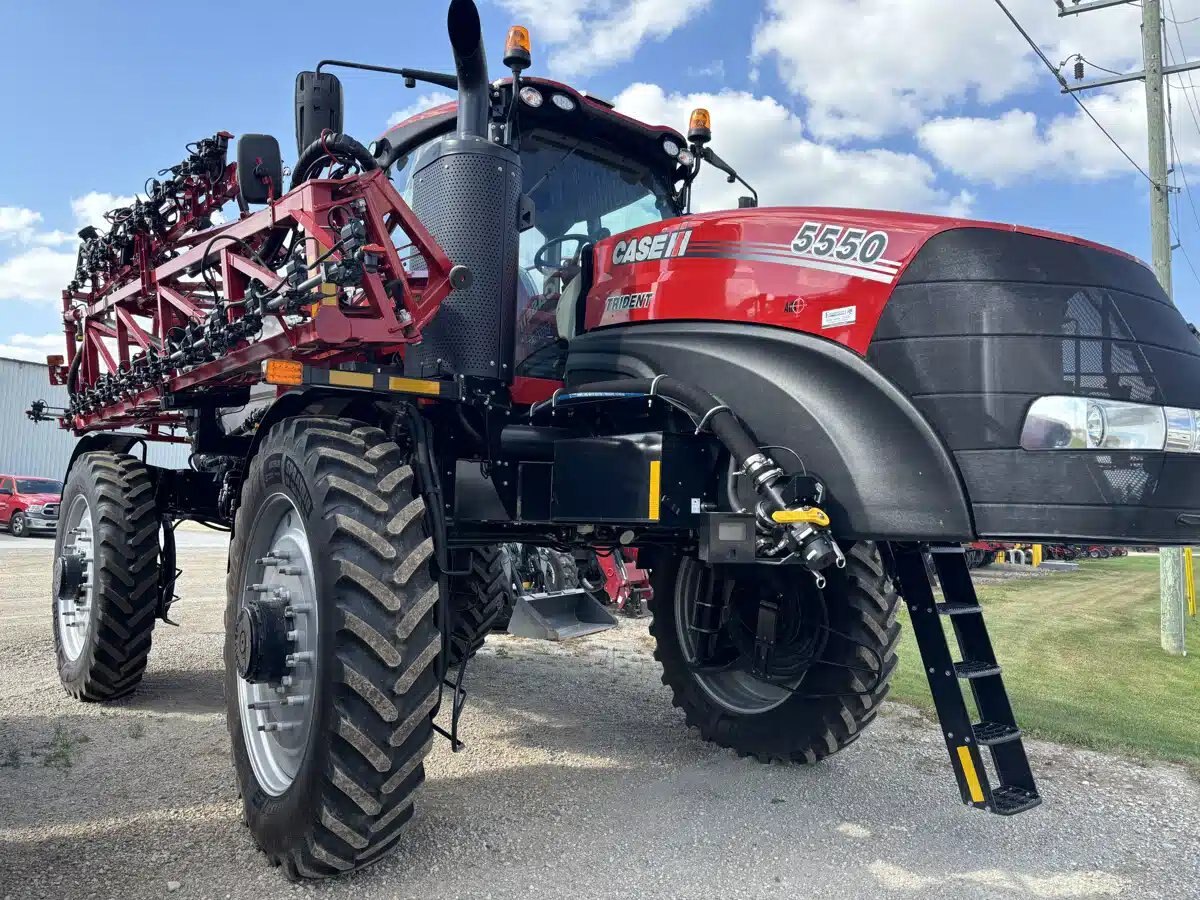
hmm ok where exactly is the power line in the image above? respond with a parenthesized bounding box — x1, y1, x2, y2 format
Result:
(1165, 0, 1200, 145)
(1161, 2, 1200, 288)
(993, 0, 1154, 182)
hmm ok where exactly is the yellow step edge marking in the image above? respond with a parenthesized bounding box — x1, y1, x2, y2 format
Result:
(956, 745, 985, 804)
(387, 377, 442, 396)
(771, 507, 831, 528)
(328, 370, 375, 389)
(648, 460, 662, 521)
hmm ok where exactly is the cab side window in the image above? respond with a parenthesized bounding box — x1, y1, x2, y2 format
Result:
(0, 479, 11, 495)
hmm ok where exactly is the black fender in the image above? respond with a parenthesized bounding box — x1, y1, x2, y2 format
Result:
(63, 432, 149, 483)
(244, 387, 387, 465)
(565, 321, 973, 541)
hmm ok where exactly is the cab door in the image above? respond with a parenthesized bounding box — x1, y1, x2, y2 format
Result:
(0, 478, 12, 524)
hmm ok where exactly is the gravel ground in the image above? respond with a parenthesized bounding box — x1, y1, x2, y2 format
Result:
(2, 542, 1198, 900)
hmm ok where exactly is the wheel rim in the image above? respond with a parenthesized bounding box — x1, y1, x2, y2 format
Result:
(56, 497, 95, 661)
(675, 560, 826, 715)
(236, 494, 320, 797)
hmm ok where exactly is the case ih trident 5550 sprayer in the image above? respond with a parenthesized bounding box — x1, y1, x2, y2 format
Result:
(29, 0, 1200, 880)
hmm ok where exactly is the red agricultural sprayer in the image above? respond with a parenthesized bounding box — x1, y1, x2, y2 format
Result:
(29, 0, 1200, 880)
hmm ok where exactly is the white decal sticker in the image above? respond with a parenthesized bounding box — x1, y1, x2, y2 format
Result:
(605, 290, 655, 312)
(612, 228, 693, 266)
(822, 305, 857, 329)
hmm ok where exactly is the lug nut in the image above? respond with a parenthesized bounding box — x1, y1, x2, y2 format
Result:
(285, 603, 313, 616)
(285, 651, 314, 667)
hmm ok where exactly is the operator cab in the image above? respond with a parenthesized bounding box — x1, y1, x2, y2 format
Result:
(380, 79, 686, 379)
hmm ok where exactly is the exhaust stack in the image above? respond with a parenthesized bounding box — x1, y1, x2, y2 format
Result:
(405, 0, 523, 384)
(448, 0, 489, 138)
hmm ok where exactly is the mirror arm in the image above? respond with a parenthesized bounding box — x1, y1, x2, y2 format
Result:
(315, 60, 458, 91)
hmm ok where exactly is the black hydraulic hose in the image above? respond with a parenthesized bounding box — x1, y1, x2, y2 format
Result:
(569, 377, 761, 467)
(290, 133, 379, 190)
(447, 0, 490, 139)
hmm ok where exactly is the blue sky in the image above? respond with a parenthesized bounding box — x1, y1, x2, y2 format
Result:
(1, 0, 1197, 361)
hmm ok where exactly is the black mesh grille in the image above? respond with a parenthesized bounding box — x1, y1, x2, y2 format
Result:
(408, 144, 521, 380)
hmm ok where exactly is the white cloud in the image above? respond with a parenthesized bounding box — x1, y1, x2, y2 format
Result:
(387, 92, 456, 128)
(0, 332, 62, 363)
(0, 207, 43, 242)
(751, 0, 1156, 142)
(31, 230, 75, 247)
(917, 81, 1200, 186)
(70, 191, 137, 233)
(493, 0, 711, 78)
(614, 83, 971, 216)
(0, 246, 76, 307)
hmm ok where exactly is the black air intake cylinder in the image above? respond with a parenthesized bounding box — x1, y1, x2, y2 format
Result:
(407, 0, 522, 382)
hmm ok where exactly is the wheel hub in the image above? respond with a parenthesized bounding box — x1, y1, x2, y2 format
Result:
(56, 495, 96, 663)
(235, 600, 291, 684)
(53, 552, 86, 602)
(676, 560, 828, 715)
(236, 494, 319, 797)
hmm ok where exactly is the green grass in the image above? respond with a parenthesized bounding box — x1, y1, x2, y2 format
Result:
(889, 556, 1200, 769)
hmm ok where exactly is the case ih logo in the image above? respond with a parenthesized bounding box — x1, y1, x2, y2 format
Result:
(612, 229, 693, 265)
(606, 290, 655, 312)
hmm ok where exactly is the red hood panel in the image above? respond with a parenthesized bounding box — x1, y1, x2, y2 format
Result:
(19, 494, 61, 504)
(585, 208, 1144, 355)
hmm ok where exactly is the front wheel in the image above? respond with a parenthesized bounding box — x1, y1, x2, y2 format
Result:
(650, 543, 899, 763)
(226, 418, 441, 879)
(10, 511, 28, 537)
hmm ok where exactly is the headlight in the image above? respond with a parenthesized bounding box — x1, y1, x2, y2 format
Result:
(663, 138, 681, 158)
(26, 505, 44, 514)
(1021, 396, 1168, 451)
(551, 93, 576, 112)
(519, 87, 544, 108)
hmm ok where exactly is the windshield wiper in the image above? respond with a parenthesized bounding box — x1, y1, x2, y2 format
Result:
(527, 141, 581, 195)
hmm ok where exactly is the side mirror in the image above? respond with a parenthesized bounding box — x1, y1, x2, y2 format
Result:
(738, 196, 758, 209)
(294, 71, 344, 156)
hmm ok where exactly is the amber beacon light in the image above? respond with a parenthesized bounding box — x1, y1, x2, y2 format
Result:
(504, 26, 532, 72)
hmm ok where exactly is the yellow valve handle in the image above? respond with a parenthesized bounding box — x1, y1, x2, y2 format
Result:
(771, 507, 831, 528)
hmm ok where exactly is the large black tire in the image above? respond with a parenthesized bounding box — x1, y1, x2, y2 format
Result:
(547, 551, 580, 590)
(10, 510, 28, 537)
(226, 418, 441, 879)
(55, 452, 160, 701)
(445, 545, 511, 667)
(649, 542, 899, 763)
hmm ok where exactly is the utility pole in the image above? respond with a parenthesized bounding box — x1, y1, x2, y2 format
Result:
(1059, 0, 1190, 654)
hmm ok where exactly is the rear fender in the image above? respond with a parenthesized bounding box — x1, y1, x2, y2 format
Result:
(63, 433, 148, 483)
(565, 321, 973, 541)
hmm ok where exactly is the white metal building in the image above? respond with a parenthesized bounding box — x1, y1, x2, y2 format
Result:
(0, 355, 189, 479)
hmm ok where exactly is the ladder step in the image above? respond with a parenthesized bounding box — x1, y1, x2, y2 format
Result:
(973, 721, 1022, 746)
(990, 785, 1043, 816)
(937, 602, 983, 616)
(954, 660, 1002, 680)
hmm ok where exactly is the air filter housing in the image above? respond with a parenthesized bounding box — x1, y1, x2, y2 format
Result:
(407, 135, 522, 382)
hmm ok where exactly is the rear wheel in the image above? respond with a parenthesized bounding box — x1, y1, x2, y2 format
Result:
(226, 417, 441, 879)
(54, 452, 160, 701)
(650, 543, 899, 763)
(10, 511, 28, 537)
(445, 545, 512, 667)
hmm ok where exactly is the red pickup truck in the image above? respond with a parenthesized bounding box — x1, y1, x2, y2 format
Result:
(0, 475, 63, 537)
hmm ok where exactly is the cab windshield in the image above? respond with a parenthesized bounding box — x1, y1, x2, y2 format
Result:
(396, 129, 678, 378)
(515, 132, 676, 375)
